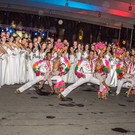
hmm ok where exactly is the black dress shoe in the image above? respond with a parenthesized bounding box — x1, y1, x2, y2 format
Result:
(36, 89, 42, 95)
(109, 90, 112, 94)
(50, 92, 55, 95)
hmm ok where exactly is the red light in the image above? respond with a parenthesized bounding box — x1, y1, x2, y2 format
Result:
(107, 9, 130, 17)
(116, 42, 119, 46)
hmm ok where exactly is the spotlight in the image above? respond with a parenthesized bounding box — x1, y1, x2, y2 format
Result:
(42, 33, 45, 37)
(34, 32, 38, 36)
(8, 28, 13, 34)
(112, 42, 114, 45)
(129, 3, 132, 11)
(1, 29, 4, 32)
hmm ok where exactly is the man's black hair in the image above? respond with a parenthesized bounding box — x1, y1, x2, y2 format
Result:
(46, 52, 51, 56)
(89, 50, 94, 53)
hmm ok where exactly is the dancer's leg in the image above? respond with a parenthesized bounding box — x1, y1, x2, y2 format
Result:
(89, 76, 100, 85)
(61, 77, 89, 97)
(16, 76, 44, 93)
(116, 79, 127, 95)
(127, 77, 135, 96)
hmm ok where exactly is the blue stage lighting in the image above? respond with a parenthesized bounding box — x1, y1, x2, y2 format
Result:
(8, 28, 13, 34)
(1, 29, 4, 32)
(42, 33, 45, 36)
(34, 32, 38, 36)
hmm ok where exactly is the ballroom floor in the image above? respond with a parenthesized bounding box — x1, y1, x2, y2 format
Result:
(0, 83, 135, 135)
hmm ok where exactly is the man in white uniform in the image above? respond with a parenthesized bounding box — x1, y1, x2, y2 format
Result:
(15, 52, 53, 94)
(116, 55, 135, 96)
(57, 50, 100, 98)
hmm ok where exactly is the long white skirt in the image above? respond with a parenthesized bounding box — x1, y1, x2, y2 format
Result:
(19, 53, 27, 83)
(4, 55, 10, 85)
(106, 64, 118, 87)
(67, 63, 79, 83)
(1, 57, 7, 86)
(15, 54, 20, 84)
(27, 59, 35, 81)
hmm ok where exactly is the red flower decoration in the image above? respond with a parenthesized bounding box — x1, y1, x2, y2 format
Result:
(100, 68, 104, 73)
(118, 73, 123, 79)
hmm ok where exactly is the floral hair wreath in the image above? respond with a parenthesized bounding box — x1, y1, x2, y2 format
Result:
(116, 48, 125, 58)
(54, 42, 65, 52)
(95, 43, 106, 52)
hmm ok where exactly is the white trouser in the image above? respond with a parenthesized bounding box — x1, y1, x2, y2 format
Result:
(61, 74, 100, 97)
(95, 73, 106, 92)
(116, 74, 135, 94)
(18, 76, 44, 93)
(18, 75, 63, 93)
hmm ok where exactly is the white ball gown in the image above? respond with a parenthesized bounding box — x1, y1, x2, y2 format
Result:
(5, 47, 15, 85)
(68, 54, 78, 83)
(27, 50, 35, 82)
(1, 46, 8, 86)
(14, 48, 21, 84)
(82, 51, 88, 59)
(40, 52, 46, 60)
(76, 51, 82, 61)
(105, 56, 119, 87)
(10, 46, 18, 84)
(19, 49, 27, 83)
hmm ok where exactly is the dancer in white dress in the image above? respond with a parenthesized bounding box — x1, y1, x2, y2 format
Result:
(14, 36, 23, 84)
(104, 46, 112, 61)
(5, 39, 15, 85)
(1, 36, 13, 85)
(19, 38, 28, 83)
(27, 41, 35, 81)
(76, 43, 83, 61)
(82, 44, 89, 59)
(32, 42, 40, 65)
(106, 53, 119, 87)
(125, 50, 130, 63)
(68, 46, 77, 83)
(45, 43, 53, 54)
(40, 42, 47, 59)
(19, 47, 27, 83)
(7, 36, 17, 84)
(0, 47, 8, 87)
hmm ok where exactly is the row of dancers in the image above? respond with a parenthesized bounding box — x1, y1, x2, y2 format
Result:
(0, 32, 135, 99)
(15, 46, 135, 99)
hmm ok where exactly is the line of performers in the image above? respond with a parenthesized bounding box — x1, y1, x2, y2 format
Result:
(0, 35, 135, 99)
